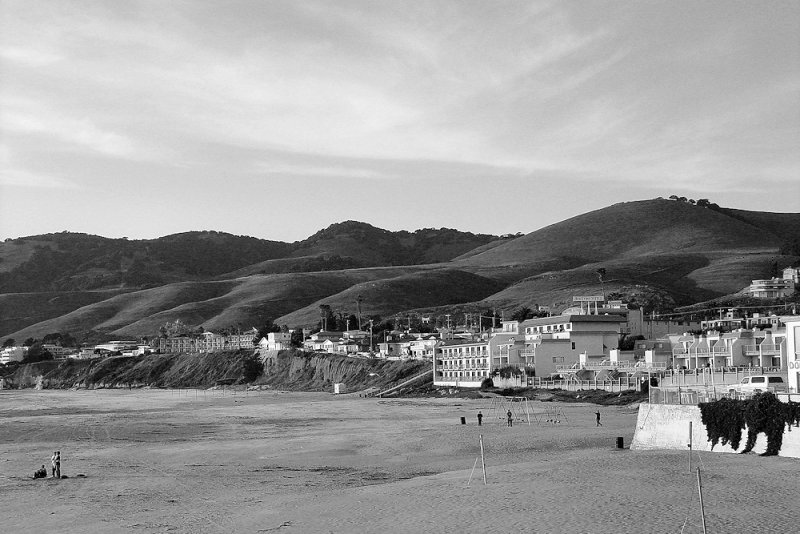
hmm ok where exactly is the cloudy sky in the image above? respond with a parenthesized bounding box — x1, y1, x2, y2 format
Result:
(1, 1, 798, 242)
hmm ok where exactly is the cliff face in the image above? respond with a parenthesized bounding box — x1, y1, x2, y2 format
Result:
(0, 350, 430, 392)
(258, 350, 428, 391)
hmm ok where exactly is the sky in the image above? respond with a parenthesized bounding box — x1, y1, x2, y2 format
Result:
(1, 1, 799, 243)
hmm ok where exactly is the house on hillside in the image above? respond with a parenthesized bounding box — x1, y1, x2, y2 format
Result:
(258, 332, 292, 351)
(749, 278, 794, 299)
(783, 266, 799, 284)
(0, 346, 25, 364)
(303, 331, 344, 352)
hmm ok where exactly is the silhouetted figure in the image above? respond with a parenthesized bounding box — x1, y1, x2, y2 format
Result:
(33, 465, 47, 479)
(595, 411, 602, 427)
(507, 410, 513, 427)
(477, 412, 483, 426)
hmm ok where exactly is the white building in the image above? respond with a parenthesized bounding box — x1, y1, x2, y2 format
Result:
(0, 346, 25, 364)
(520, 314, 626, 376)
(749, 278, 794, 299)
(782, 315, 800, 393)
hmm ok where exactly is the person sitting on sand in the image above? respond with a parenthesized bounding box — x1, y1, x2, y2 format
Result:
(33, 465, 47, 479)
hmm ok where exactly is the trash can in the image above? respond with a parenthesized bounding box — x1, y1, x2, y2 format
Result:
(460, 416, 466, 425)
(616, 437, 624, 449)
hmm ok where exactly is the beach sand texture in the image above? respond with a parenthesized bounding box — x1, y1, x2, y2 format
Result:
(1, 389, 796, 533)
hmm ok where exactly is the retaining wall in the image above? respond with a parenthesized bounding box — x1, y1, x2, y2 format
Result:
(631, 403, 800, 458)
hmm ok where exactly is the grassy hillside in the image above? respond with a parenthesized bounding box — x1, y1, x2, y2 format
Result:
(3, 199, 797, 340)
(0, 290, 125, 336)
(3, 267, 428, 340)
(454, 199, 787, 267)
(276, 268, 507, 327)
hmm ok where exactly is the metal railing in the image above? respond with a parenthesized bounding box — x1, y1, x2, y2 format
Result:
(648, 385, 792, 405)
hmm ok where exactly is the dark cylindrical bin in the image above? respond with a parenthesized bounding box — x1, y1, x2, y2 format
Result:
(460, 416, 466, 425)
(616, 437, 624, 449)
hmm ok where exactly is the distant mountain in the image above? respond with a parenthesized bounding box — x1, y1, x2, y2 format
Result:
(0, 231, 291, 292)
(290, 221, 501, 265)
(2, 199, 798, 341)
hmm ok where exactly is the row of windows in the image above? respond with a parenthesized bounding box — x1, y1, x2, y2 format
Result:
(441, 370, 490, 379)
(525, 324, 571, 334)
(441, 347, 489, 356)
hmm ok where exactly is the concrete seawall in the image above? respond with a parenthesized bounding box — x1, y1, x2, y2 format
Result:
(631, 403, 800, 458)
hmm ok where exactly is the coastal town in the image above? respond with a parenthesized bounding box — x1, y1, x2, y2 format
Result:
(4, 266, 799, 396)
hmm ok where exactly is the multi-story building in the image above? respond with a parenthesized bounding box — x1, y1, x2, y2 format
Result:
(520, 314, 626, 377)
(433, 321, 527, 387)
(157, 330, 256, 353)
(671, 328, 787, 369)
(0, 346, 25, 364)
(258, 332, 292, 351)
(782, 315, 800, 393)
(749, 278, 794, 299)
(783, 266, 800, 285)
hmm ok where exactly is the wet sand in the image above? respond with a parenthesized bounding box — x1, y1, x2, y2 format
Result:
(1, 389, 796, 533)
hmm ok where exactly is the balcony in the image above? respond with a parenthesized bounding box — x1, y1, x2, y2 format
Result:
(672, 348, 688, 356)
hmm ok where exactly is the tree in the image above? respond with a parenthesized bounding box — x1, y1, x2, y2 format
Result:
(290, 329, 304, 348)
(2, 338, 14, 348)
(596, 268, 607, 299)
(510, 307, 533, 322)
(23, 337, 36, 347)
(696, 198, 711, 207)
(319, 304, 332, 331)
(22, 342, 53, 363)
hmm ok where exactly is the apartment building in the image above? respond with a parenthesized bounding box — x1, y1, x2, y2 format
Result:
(782, 315, 800, 393)
(749, 278, 794, 299)
(670, 328, 787, 370)
(432, 322, 525, 387)
(520, 314, 626, 377)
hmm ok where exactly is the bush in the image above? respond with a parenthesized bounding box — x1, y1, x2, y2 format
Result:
(480, 377, 494, 390)
(699, 393, 800, 456)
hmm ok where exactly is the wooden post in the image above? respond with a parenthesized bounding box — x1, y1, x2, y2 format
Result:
(697, 467, 707, 534)
(467, 457, 479, 486)
(688, 421, 693, 473)
(479, 434, 487, 485)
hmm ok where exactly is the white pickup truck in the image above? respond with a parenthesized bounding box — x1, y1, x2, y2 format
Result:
(729, 375, 787, 396)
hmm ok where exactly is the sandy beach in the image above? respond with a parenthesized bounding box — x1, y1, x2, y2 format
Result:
(1, 388, 796, 533)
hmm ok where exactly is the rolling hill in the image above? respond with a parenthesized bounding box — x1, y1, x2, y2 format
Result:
(1, 199, 798, 341)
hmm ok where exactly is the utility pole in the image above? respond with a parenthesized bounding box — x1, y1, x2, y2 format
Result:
(369, 320, 374, 353)
(356, 295, 363, 330)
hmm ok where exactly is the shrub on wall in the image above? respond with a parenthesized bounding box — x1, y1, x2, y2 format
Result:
(699, 393, 800, 456)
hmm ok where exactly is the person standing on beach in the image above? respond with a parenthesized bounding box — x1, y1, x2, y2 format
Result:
(507, 410, 513, 427)
(595, 411, 602, 427)
(477, 411, 483, 426)
(51, 451, 61, 478)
